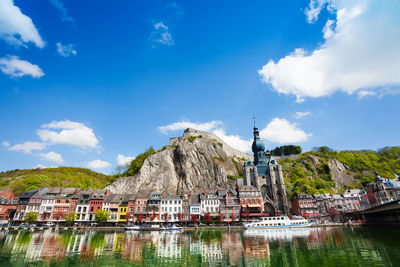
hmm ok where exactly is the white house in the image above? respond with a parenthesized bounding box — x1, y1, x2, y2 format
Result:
(200, 191, 220, 216)
(160, 195, 183, 222)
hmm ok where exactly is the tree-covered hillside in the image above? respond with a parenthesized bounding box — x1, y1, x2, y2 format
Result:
(0, 167, 115, 196)
(280, 146, 400, 199)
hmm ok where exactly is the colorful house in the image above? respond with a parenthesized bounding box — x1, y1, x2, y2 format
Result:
(88, 189, 109, 221)
(218, 189, 240, 222)
(118, 195, 129, 223)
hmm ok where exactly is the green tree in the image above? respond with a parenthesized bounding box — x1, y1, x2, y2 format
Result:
(24, 211, 38, 223)
(94, 209, 110, 224)
(115, 147, 157, 177)
(65, 211, 78, 225)
(271, 145, 302, 156)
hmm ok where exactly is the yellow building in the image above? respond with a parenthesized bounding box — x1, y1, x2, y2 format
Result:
(118, 199, 128, 223)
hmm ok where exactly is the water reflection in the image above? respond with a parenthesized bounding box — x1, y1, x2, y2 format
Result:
(0, 227, 399, 266)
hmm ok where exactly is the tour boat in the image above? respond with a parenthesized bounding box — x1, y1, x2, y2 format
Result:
(243, 215, 312, 229)
(124, 225, 142, 231)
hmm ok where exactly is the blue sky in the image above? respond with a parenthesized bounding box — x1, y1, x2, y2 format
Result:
(0, 0, 399, 173)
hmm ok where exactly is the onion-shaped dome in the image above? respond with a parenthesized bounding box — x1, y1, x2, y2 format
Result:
(252, 134, 265, 153)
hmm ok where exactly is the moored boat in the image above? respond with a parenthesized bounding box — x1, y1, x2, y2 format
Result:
(161, 224, 184, 231)
(124, 225, 142, 231)
(243, 215, 311, 229)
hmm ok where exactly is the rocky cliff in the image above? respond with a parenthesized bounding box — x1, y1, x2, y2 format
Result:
(106, 128, 251, 194)
(107, 128, 400, 198)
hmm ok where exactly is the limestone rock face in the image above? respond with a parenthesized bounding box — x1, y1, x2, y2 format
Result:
(328, 159, 355, 188)
(106, 129, 251, 195)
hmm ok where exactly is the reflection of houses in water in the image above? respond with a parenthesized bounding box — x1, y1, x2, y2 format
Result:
(25, 231, 47, 261)
(243, 237, 269, 260)
(221, 232, 243, 266)
(189, 241, 202, 255)
(157, 232, 182, 259)
(103, 232, 116, 253)
(66, 231, 87, 254)
(113, 232, 125, 254)
(201, 242, 223, 263)
(122, 232, 149, 262)
(40, 231, 68, 261)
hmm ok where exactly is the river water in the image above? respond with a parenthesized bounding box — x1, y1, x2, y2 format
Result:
(0, 227, 399, 266)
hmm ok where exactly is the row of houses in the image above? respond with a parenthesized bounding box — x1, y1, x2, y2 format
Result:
(0, 185, 265, 224)
(292, 172, 400, 219)
(291, 190, 367, 219)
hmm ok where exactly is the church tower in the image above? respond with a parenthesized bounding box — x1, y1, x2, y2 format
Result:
(240, 123, 289, 215)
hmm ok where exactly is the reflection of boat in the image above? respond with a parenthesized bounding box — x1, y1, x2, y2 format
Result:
(124, 225, 142, 231)
(243, 216, 311, 229)
(161, 225, 184, 232)
(244, 228, 314, 241)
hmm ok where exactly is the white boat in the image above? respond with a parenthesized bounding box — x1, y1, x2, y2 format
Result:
(124, 225, 142, 231)
(243, 215, 312, 229)
(161, 225, 184, 231)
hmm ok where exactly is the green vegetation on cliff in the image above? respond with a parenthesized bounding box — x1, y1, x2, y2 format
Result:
(280, 146, 400, 199)
(115, 147, 157, 178)
(0, 167, 114, 196)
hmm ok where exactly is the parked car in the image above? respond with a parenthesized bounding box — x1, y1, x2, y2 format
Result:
(44, 222, 55, 227)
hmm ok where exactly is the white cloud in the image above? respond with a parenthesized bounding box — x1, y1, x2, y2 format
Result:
(117, 154, 134, 167)
(87, 159, 111, 169)
(259, 118, 312, 144)
(56, 42, 77, 57)
(49, 0, 74, 23)
(167, 2, 184, 17)
(37, 120, 99, 149)
(305, 0, 334, 23)
(35, 164, 46, 169)
(150, 21, 174, 47)
(212, 129, 252, 153)
(2, 141, 10, 148)
(158, 120, 222, 134)
(9, 141, 47, 154)
(0, 0, 45, 48)
(357, 90, 375, 99)
(294, 111, 311, 119)
(259, 0, 400, 101)
(0, 56, 44, 78)
(40, 151, 64, 164)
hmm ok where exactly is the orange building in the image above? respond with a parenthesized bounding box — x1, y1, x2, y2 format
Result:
(0, 189, 14, 200)
(134, 194, 149, 222)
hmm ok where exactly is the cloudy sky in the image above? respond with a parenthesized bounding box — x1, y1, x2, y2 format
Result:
(1, 0, 399, 173)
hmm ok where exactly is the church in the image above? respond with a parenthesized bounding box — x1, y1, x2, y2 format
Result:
(237, 124, 289, 215)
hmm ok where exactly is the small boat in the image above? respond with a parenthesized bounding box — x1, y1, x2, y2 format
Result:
(124, 225, 142, 231)
(243, 215, 312, 229)
(161, 224, 184, 231)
